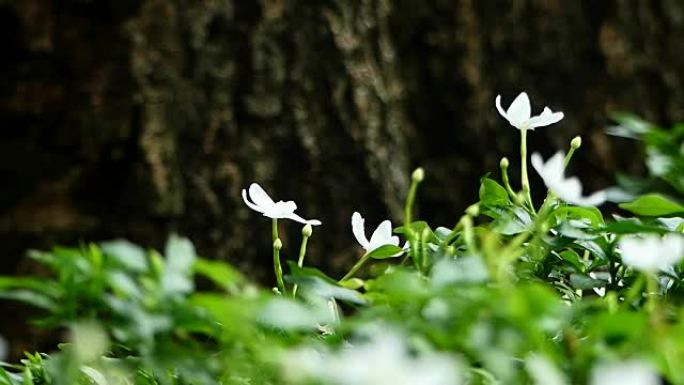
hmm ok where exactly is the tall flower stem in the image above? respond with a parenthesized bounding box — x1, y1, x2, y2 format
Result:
(292, 224, 312, 297)
(272, 219, 285, 295)
(404, 168, 424, 268)
(520, 127, 534, 212)
(340, 252, 370, 282)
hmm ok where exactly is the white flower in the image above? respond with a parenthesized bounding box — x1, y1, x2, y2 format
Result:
(531, 151, 606, 207)
(619, 233, 684, 273)
(589, 359, 659, 385)
(351, 211, 399, 252)
(526, 354, 568, 385)
(495, 92, 564, 130)
(242, 183, 321, 225)
(282, 326, 462, 385)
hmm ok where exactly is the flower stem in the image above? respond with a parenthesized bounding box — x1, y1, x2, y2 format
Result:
(404, 168, 424, 238)
(500, 157, 517, 202)
(292, 226, 312, 298)
(340, 252, 370, 282)
(272, 219, 286, 295)
(520, 128, 534, 212)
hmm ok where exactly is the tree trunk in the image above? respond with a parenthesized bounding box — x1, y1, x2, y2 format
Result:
(2, 0, 683, 283)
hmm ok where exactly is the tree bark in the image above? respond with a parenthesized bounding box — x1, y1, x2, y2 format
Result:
(1, 0, 683, 282)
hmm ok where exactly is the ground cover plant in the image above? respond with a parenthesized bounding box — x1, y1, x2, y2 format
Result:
(2, 92, 684, 384)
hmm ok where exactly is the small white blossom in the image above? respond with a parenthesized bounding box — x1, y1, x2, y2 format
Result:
(526, 354, 568, 385)
(351, 212, 400, 252)
(531, 151, 606, 207)
(495, 92, 564, 131)
(619, 233, 684, 273)
(283, 326, 462, 385)
(242, 183, 321, 225)
(589, 359, 659, 385)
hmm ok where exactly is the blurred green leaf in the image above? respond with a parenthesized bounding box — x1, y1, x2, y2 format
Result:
(619, 193, 684, 216)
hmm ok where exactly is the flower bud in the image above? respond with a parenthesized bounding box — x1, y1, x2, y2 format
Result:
(465, 203, 480, 217)
(571, 136, 582, 150)
(302, 223, 313, 237)
(500, 157, 509, 169)
(412, 167, 425, 183)
(273, 238, 283, 250)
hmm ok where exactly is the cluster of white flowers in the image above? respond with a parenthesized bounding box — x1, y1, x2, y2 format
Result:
(589, 359, 659, 385)
(496, 92, 606, 207)
(282, 326, 462, 385)
(619, 233, 684, 273)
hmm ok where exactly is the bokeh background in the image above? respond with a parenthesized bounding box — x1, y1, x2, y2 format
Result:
(1, 0, 680, 287)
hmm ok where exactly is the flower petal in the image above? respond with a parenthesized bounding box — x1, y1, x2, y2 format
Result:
(285, 211, 322, 226)
(368, 220, 394, 251)
(527, 108, 564, 129)
(248, 183, 275, 207)
(242, 189, 266, 213)
(506, 92, 531, 128)
(531, 152, 546, 179)
(495, 95, 508, 121)
(351, 212, 370, 249)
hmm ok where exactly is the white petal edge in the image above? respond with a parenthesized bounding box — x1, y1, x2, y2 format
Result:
(242, 189, 266, 213)
(506, 92, 531, 127)
(351, 212, 370, 249)
(528, 111, 564, 129)
(368, 220, 394, 250)
(495, 95, 509, 121)
(286, 211, 322, 226)
(248, 183, 275, 207)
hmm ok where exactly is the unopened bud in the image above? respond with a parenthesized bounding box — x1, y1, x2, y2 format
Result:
(571, 136, 582, 150)
(302, 223, 313, 237)
(273, 238, 283, 250)
(466, 203, 480, 217)
(500, 157, 509, 169)
(412, 167, 425, 183)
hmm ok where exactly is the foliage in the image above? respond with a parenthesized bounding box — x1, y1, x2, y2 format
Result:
(4, 109, 684, 384)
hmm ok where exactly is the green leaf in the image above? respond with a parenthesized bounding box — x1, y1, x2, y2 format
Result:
(551, 206, 604, 226)
(619, 194, 684, 216)
(287, 263, 366, 305)
(194, 258, 244, 292)
(339, 278, 365, 289)
(366, 244, 404, 260)
(479, 177, 511, 207)
(101, 239, 148, 272)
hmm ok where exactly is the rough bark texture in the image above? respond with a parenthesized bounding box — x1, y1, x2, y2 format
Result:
(2, 1, 683, 285)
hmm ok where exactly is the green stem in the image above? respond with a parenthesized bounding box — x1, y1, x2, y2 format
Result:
(292, 233, 310, 298)
(272, 219, 286, 295)
(520, 127, 535, 212)
(340, 252, 370, 282)
(500, 159, 517, 202)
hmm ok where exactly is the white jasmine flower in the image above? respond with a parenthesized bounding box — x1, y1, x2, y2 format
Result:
(589, 359, 659, 385)
(531, 151, 606, 207)
(242, 183, 321, 225)
(351, 211, 400, 252)
(282, 326, 462, 385)
(619, 233, 684, 273)
(526, 354, 568, 385)
(495, 92, 564, 131)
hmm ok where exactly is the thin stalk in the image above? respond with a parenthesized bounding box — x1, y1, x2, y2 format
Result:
(292, 231, 310, 298)
(340, 252, 370, 282)
(520, 127, 534, 212)
(272, 219, 285, 295)
(500, 158, 517, 202)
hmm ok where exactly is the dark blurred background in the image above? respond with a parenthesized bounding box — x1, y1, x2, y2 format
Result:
(2, 0, 680, 288)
